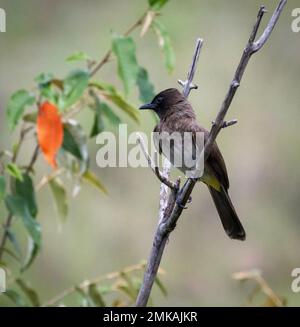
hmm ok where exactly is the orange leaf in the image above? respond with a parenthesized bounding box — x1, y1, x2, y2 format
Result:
(37, 102, 63, 168)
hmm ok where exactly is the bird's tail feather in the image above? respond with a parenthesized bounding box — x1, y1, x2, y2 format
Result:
(208, 185, 246, 241)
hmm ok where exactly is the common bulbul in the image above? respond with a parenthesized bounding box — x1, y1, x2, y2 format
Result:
(139, 88, 246, 240)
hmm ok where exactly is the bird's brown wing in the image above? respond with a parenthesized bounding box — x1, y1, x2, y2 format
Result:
(153, 124, 162, 154)
(206, 140, 230, 190)
(181, 119, 230, 191)
(154, 107, 230, 190)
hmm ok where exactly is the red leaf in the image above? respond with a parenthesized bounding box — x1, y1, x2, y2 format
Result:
(37, 102, 63, 168)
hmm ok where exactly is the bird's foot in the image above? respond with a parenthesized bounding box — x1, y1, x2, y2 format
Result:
(175, 194, 192, 209)
(176, 198, 187, 209)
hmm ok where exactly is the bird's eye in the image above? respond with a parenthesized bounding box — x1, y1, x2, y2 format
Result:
(156, 96, 163, 104)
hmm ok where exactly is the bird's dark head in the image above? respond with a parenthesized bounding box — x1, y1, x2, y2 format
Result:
(139, 88, 184, 119)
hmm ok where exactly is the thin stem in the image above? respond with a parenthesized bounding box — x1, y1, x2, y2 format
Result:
(252, 0, 287, 52)
(182, 38, 203, 98)
(0, 127, 37, 262)
(0, 214, 13, 261)
(90, 12, 147, 77)
(36, 168, 65, 192)
(137, 134, 178, 191)
(43, 262, 163, 307)
(25, 144, 39, 174)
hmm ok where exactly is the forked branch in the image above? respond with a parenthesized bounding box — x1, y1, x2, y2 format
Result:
(136, 0, 286, 307)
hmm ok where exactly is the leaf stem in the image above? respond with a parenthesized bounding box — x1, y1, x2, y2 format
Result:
(89, 12, 147, 77)
(43, 262, 164, 307)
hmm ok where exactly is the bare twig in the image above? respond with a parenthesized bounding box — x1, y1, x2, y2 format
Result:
(212, 119, 238, 128)
(25, 144, 39, 174)
(252, 1, 287, 52)
(12, 125, 34, 163)
(136, 0, 286, 307)
(178, 38, 203, 98)
(136, 133, 177, 191)
(136, 37, 203, 307)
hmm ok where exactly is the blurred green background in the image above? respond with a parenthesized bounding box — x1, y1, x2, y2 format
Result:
(0, 0, 300, 306)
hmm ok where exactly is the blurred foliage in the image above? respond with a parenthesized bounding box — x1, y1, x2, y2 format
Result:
(4, 262, 166, 307)
(0, 0, 172, 306)
(233, 270, 286, 307)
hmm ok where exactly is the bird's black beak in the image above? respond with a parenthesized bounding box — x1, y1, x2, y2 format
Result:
(139, 102, 156, 110)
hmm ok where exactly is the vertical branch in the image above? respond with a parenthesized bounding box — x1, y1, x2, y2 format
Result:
(178, 38, 203, 98)
(157, 158, 172, 225)
(136, 38, 203, 307)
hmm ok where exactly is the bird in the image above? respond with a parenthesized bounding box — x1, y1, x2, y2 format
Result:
(139, 88, 246, 240)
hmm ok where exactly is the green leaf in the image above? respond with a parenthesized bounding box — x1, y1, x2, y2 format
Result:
(60, 70, 89, 110)
(6, 229, 22, 259)
(90, 95, 105, 138)
(62, 120, 89, 173)
(88, 284, 106, 307)
(16, 278, 40, 307)
(75, 287, 94, 307)
(35, 73, 54, 86)
(117, 284, 136, 301)
(89, 92, 121, 129)
(90, 81, 139, 122)
(100, 102, 121, 126)
(5, 174, 39, 269)
(22, 237, 39, 271)
(3, 247, 20, 262)
(89, 93, 121, 137)
(35, 74, 63, 106)
(137, 67, 155, 103)
(5, 163, 23, 182)
(154, 276, 167, 296)
(49, 177, 68, 223)
(4, 289, 27, 307)
(5, 195, 41, 246)
(6, 90, 36, 130)
(119, 272, 138, 300)
(149, 0, 169, 10)
(82, 170, 107, 194)
(90, 113, 104, 138)
(112, 35, 139, 95)
(66, 51, 91, 63)
(0, 176, 6, 200)
(152, 20, 175, 73)
(40, 84, 59, 106)
(14, 174, 38, 217)
(97, 285, 113, 295)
